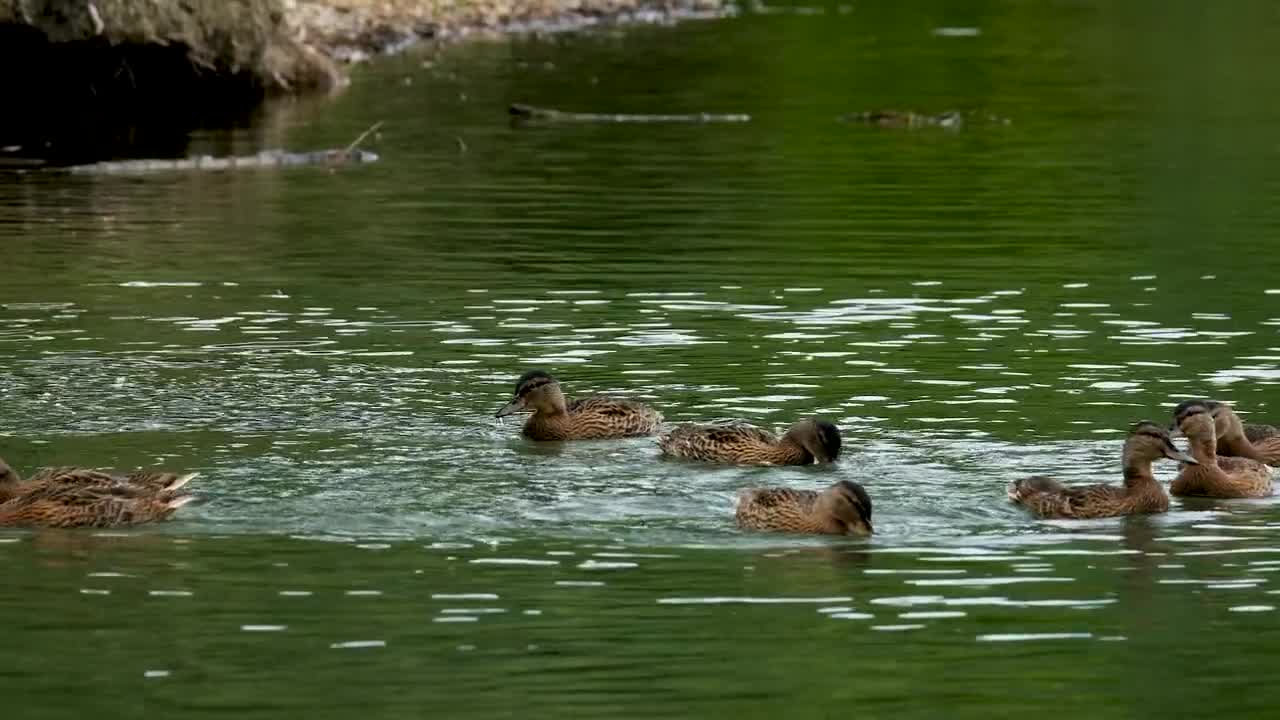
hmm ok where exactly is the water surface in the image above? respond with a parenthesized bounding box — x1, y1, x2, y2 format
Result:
(3, 1, 1280, 716)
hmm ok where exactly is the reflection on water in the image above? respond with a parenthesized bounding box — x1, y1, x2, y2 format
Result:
(4, 0, 1280, 716)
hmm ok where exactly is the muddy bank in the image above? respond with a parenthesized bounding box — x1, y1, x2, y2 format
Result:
(0, 0, 727, 100)
(0, 0, 726, 162)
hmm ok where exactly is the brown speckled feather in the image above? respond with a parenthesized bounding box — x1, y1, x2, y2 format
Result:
(24, 467, 190, 493)
(736, 481, 873, 536)
(1244, 424, 1280, 443)
(1247, 435, 1280, 465)
(524, 396, 662, 440)
(497, 370, 662, 441)
(1172, 457, 1273, 499)
(737, 488, 825, 531)
(1007, 421, 1184, 520)
(1008, 478, 1168, 519)
(1171, 402, 1275, 498)
(0, 464, 197, 529)
(1217, 431, 1280, 465)
(659, 423, 808, 465)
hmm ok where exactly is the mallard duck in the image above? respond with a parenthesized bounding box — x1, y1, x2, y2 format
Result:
(1169, 402, 1273, 498)
(494, 369, 662, 441)
(658, 418, 842, 465)
(736, 480, 873, 536)
(1174, 399, 1280, 464)
(0, 458, 197, 528)
(1007, 422, 1192, 519)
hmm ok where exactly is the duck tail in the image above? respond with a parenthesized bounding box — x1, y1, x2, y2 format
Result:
(165, 495, 197, 510)
(165, 472, 200, 492)
(1008, 476, 1063, 503)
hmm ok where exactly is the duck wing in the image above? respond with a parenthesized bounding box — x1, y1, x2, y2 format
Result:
(565, 395, 663, 437)
(22, 467, 197, 494)
(23, 466, 117, 487)
(0, 481, 193, 528)
(658, 421, 779, 462)
(1245, 423, 1280, 443)
(735, 487, 818, 531)
(1009, 477, 1131, 519)
(1208, 457, 1273, 498)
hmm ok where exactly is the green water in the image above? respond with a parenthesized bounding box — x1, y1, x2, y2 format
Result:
(4, 1, 1280, 716)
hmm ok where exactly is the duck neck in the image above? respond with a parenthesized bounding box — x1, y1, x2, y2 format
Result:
(1185, 433, 1219, 468)
(1121, 457, 1159, 491)
(1217, 427, 1268, 463)
(776, 436, 813, 465)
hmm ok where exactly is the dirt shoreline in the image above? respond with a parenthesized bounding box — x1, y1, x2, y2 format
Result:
(0, 0, 730, 100)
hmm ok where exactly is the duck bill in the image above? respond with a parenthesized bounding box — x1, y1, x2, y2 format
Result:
(1168, 449, 1198, 465)
(494, 398, 525, 418)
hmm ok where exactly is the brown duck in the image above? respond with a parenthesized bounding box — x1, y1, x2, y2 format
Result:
(0, 457, 197, 528)
(1007, 422, 1193, 519)
(495, 369, 662, 441)
(658, 418, 842, 465)
(1174, 399, 1280, 465)
(1169, 402, 1274, 498)
(736, 480, 873, 536)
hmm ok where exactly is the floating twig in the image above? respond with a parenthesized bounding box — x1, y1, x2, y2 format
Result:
(509, 103, 750, 124)
(64, 149, 380, 175)
(345, 121, 385, 152)
(838, 110, 1010, 130)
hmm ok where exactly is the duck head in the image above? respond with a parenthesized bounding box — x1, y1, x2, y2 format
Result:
(1125, 420, 1196, 463)
(817, 480, 873, 536)
(1164, 404, 1218, 459)
(495, 369, 568, 417)
(784, 418, 843, 464)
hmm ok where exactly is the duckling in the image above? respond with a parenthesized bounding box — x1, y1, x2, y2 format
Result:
(494, 369, 662, 441)
(1169, 402, 1273, 498)
(1007, 422, 1192, 519)
(658, 418, 842, 465)
(0, 457, 198, 528)
(736, 480, 873, 536)
(1175, 399, 1280, 465)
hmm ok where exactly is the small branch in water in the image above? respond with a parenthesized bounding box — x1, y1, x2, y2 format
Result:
(838, 110, 1010, 130)
(509, 103, 750, 124)
(345, 121, 385, 152)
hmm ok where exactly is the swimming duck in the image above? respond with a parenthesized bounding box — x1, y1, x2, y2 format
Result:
(0, 457, 197, 528)
(1173, 399, 1280, 465)
(1169, 402, 1273, 498)
(736, 480, 873, 536)
(494, 369, 662, 441)
(658, 418, 842, 465)
(1007, 422, 1192, 519)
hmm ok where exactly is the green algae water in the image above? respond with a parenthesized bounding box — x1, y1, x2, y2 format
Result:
(4, 1, 1280, 717)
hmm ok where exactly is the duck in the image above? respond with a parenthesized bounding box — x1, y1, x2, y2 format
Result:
(0, 456, 198, 528)
(658, 418, 842, 465)
(1174, 399, 1280, 464)
(736, 480, 873, 536)
(1007, 422, 1192, 519)
(1169, 401, 1273, 498)
(494, 369, 662, 441)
